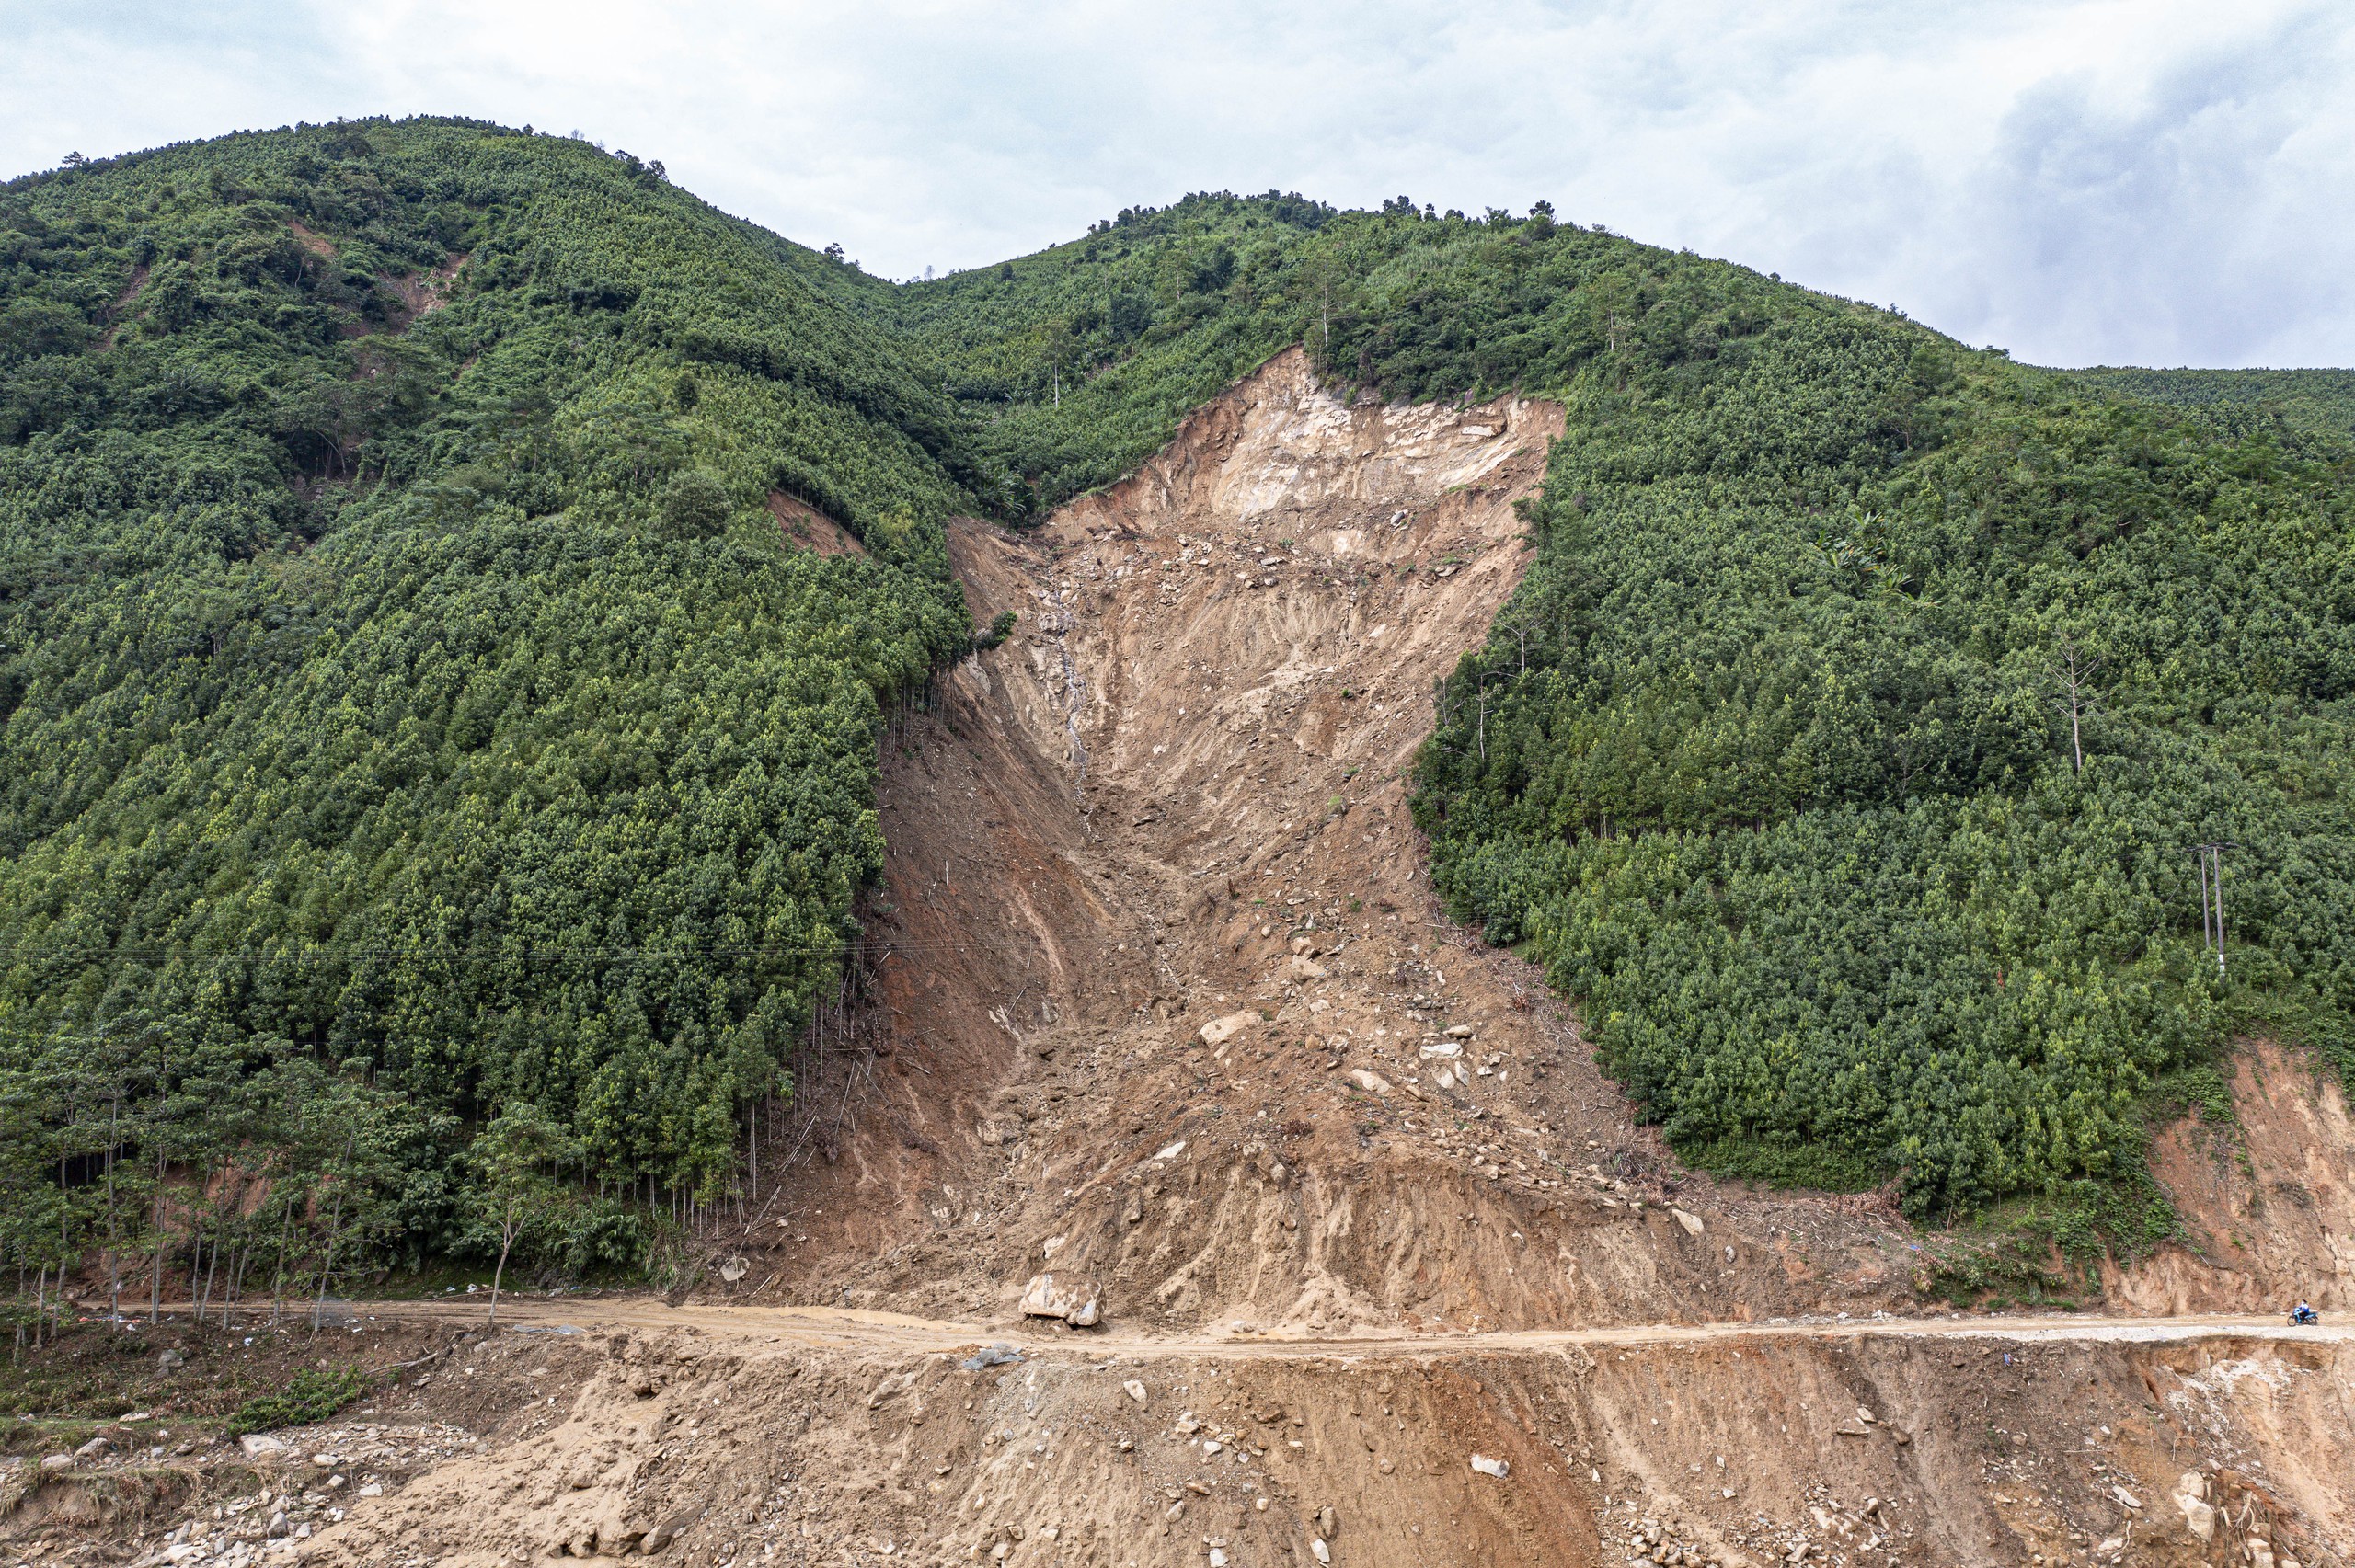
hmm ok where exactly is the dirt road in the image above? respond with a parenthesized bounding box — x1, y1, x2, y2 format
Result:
(226, 1292, 2353, 1568)
(300, 1293, 2355, 1359)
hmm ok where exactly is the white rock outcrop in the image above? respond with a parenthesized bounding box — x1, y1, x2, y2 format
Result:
(1199, 1012, 1259, 1046)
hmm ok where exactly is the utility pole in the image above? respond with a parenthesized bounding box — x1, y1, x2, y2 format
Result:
(2192, 841, 2236, 977)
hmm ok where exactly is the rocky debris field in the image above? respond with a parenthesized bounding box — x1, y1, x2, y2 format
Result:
(741, 349, 1938, 1344)
(113, 1421, 482, 1568)
(0, 1310, 607, 1567)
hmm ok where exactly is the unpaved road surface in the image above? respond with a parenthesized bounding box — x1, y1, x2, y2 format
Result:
(150, 1297, 2355, 1568)
(312, 1295, 2355, 1359)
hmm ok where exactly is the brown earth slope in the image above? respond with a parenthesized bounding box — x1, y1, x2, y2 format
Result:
(2118, 1042, 2355, 1315)
(759, 348, 1927, 1337)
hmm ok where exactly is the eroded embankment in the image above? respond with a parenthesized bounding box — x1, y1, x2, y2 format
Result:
(2117, 1041, 2355, 1314)
(263, 1310, 2353, 1568)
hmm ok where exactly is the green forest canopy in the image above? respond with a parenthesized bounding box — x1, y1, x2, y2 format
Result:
(3, 123, 2349, 1303)
(2071, 367, 2355, 444)
(0, 118, 978, 1295)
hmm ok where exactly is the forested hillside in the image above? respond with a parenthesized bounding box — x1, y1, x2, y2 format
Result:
(2073, 366, 2355, 443)
(0, 118, 981, 1305)
(1378, 265, 2355, 1222)
(880, 193, 2355, 1226)
(5, 122, 2349, 1310)
(866, 191, 1337, 508)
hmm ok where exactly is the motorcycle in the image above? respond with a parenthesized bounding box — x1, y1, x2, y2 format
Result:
(2290, 1305, 2320, 1326)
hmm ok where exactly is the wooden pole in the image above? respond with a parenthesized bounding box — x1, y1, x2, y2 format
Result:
(2212, 848, 2226, 976)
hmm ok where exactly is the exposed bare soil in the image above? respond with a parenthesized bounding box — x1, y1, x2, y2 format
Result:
(376, 254, 468, 331)
(11, 350, 2351, 1568)
(288, 223, 339, 261)
(761, 349, 1927, 1337)
(2116, 1042, 2355, 1315)
(768, 493, 868, 558)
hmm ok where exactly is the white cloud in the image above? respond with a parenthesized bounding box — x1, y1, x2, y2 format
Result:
(1, 0, 2347, 364)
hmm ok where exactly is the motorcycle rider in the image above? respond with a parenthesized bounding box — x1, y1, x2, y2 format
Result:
(2291, 1299, 2318, 1325)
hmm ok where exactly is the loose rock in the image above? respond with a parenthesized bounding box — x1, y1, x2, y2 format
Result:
(961, 1344, 1022, 1370)
(1017, 1272, 1102, 1327)
(1200, 1013, 1259, 1047)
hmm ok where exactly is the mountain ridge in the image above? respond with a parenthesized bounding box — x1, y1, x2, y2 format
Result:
(2, 112, 2349, 1288)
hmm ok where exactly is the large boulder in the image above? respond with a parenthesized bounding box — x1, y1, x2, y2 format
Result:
(1018, 1273, 1101, 1327)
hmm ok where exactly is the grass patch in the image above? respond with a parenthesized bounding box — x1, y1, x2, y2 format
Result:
(1922, 1172, 2181, 1307)
(1672, 1134, 1885, 1193)
(223, 1368, 370, 1439)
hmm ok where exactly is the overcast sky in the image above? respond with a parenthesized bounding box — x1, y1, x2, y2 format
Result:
(4, 0, 2349, 368)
